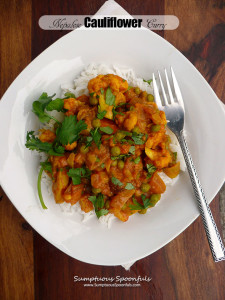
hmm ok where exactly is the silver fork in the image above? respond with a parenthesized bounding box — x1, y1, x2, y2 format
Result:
(153, 67, 225, 262)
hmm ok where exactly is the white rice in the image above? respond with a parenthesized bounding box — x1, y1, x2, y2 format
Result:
(40, 63, 185, 228)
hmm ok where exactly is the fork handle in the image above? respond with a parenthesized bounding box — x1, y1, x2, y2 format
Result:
(177, 131, 225, 262)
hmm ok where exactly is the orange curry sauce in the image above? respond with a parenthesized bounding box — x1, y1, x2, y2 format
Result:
(39, 74, 180, 222)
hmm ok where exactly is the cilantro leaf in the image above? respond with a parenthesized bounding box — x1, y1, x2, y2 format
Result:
(132, 133, 146, 145)
(86, 128, 102, 149)
(146, 163, 157, 178)
(100, 88, 104, 95)
(97, 106, 107, 119)
(125, 183, 135, 190)
(32, 93, 60, 124)
(111, 177, 123, 187)
(46, 98, 64, 112)
(96, 209, 109, 218)
(40, 162, 52, 175)
(105, 87, 115, 106)
(134, 157, 140, 164)
(67, 167, 91, 185)
(57, 115, 87, 145)
(112, 103, 126, 119)
(129, 146, 135, 155)
(25, 131, 64, 156)
(88, 193, 108, 219)
(143, 79, 152, 85)
(111, 153, 130, 160)
(129, 198, 144, 210)
(100, 127, 113, 134)
(129, 195, 152, 211)
(64, 92, 75, 98)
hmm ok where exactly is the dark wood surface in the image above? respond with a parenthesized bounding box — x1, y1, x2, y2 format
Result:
(0, 1, 225, 299)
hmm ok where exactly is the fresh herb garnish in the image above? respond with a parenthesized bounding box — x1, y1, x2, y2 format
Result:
(100, 126, 113, 134)
(67, 167, 91, 185)
(46, 98, 64, 112)
(146, 163, 157, 178)
(129, 146, 135, 155)
(105, 87, 115, 106)
(64, 92, 75, 98)
(25, 131, 64, 156)
(85, 128, 102, 149)
(132, 133, 146, 145)
(40, 161, 53, 175)
(37, 167, 48, 209)
(101, 163, 105, 168)
(111, 176, 123, 186)
(88, 193, 108, 218)
(133, 157, 140, 164)
(125, 183, 135, 190)
(143, 79, 152, 85)
(100, 88, 104, 95)
(129, 195, 152, 211)
(32, 93, 61, 124)
(111, 154, 130, 161)
(56, 115, 87, 145)
(97, 105, 107, 119)
(112, 103, 126, 119)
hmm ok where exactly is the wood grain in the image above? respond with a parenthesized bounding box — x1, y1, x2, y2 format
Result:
(0, 1, 34, 299)
(0, 0, 225, 299)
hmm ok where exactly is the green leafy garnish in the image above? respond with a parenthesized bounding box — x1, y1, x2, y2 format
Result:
(37, 167, 48, 209)
(40, 162, 52, 175)
(134, 157, 140, 164)
(111, 154, 130, 161)
(88, 193, 108, 218)
(100, 88, 104, 95)
(101, 163, 105, 168)
(64, 92, 75, 98)
(67, 167, 91, 185)
(105, 87, 115, 106)
(146, 163, 157, 178)
(56, 115, 87, 145)
(129, 146, 135, 155)
(25, 131, 64, 156)
(100, 127, 113, 134)
(143, 79, 152, 85)
(132, 133, 146, 145)
(112, 103, 126, 119)
(97, 106, 107, 119)
(125, 183, 135, 190)
(85, 128, 102, 149)
(111, 177, 123, 187)
(129, 195, 152, 211)
(46, 98, 64, 112)
(32, 93, 60, 124)
(172, 152, 177, 161)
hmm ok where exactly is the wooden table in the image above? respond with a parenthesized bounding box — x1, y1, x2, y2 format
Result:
(0, 1, 225, 299)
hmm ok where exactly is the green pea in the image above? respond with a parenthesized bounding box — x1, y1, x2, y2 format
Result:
(147, 94, 154, 102)
(138, 208, 148, 214)
(92, 118, 101, 128)
(115, 131, 126, 141)
(89, 97, 98, 105)
(111, 146, 121, 156)
(118, 160, 125, 169)
(111, 160, 118, 167)
(132, 126, 141, 134)
(141, 183, 150, 193)
(134, 87, 141, 95)
(151, 124, 161, 132)
(80, 145, 89, 154)
(150, 194, 161, 205)
(92, 188, 101, 194)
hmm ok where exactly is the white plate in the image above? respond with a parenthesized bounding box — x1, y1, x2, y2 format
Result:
(0, 28, 225, 266)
